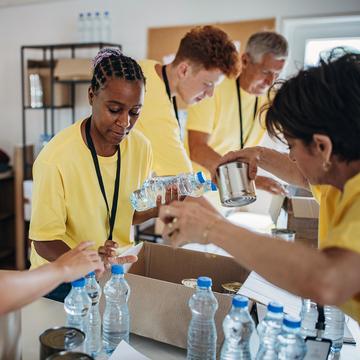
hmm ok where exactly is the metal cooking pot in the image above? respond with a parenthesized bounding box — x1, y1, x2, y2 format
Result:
(216, 161, 256, 207)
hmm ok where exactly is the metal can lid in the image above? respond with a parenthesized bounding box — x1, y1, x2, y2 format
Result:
(40, 327, 85, 350)
(46, 351, 93, 360)
(221, 282, 242, 294)
(181, 278, 197, 289)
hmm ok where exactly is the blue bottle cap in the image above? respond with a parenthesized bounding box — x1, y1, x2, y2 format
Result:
(111, 264, 124, 275)
(95, 11, 100, 16)
(283, 315, 301, 328)
(196, 171, 206, 184)
(197, 276, 212, 288)
(268, 301, 283, 313)
(71, 278, 86, 287)
(87, 271, 96, 277)
(232, 295, 248, 308)
(210, 182, 217, 191)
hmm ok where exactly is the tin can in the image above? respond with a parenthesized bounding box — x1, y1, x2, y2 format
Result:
(46, 352, 93, 360)
(271, 228, 296, 242)
(221, 282, 242, 294)
(39, 327, 85, 360)
(181, 278, 197, 289)
(216, 161, 256, 207)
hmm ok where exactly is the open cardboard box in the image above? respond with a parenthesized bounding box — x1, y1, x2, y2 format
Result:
(119, 241, 250, 350)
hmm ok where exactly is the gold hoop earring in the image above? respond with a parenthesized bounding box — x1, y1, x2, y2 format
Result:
(322, 160, 332, 171)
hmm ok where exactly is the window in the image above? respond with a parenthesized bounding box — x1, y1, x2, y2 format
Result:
(304, 37, 360, 66)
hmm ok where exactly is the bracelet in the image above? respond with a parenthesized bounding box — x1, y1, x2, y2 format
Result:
(202, 216, 223, 243)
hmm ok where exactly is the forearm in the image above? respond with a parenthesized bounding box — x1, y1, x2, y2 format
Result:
(132, 208, 158, 225)
(0, 263, 64, 315)
(33, 240, 70, 262)
(189, 142, 222, 175)
(210, 220, 356, 304)
(257, 147, 309, 189)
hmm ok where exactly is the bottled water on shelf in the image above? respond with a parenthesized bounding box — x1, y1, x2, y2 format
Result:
(130, 172, 217, 211)
(220, 295, 255, 360)
(187, 276, 218, 360)
(77, 12, 86, 42)
(277, 315, 306, 360)
(102, 11, 111, 42)
(64, 278, 91, 336)
(85, 272, 102, 357)
(93, 11, 102, 42)
(103, 264, 130, 354)
(256, 301, 284, 360)
(300, 299, 345, 355)
(84, 12, 93, 42)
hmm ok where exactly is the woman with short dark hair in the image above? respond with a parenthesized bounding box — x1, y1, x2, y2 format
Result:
(160, 51, 360, 322)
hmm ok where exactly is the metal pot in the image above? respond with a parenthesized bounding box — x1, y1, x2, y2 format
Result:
(216, 161, 256, 207)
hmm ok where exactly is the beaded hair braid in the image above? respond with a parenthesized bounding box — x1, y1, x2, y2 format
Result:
(91, 48, 145, 93)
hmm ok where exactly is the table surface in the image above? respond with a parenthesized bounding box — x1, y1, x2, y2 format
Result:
(22, 297, 360, 360)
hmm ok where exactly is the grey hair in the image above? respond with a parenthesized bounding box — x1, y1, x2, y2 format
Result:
(245, 31, 288, 63)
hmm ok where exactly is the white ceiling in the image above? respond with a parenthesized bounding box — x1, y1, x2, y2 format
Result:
(0, 0, 69, 8)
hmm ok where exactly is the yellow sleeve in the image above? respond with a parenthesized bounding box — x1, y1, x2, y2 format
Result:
(186, 96, 216, 134)
(323, 202, 360, 254)
(310, 185, 322, 203)
(29, 159, 67, 242)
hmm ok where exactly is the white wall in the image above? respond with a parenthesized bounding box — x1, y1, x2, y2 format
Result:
(0, 0, 360, 160)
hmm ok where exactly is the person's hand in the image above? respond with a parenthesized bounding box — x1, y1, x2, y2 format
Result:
(255, 176, 287, 195)
(154, 185, 186, 217)
(211, 147, 262, 182)
(159, 201, 224, 247)
(98, 240, 138, 268)
(53, 241, 104, 283)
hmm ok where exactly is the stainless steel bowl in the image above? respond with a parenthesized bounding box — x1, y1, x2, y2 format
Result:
(216, 161, 256, 207)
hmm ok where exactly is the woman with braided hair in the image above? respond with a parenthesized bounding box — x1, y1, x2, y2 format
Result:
(29, 48, 175, 301)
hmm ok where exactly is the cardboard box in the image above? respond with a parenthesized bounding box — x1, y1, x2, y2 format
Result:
(54, 58, 92, 81)
(122, 242, 250, 350)
(26, 60, 71, 107)
(286, 196, 319, 247)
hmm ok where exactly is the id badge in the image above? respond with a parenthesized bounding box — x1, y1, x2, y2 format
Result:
(304, 337, 332, 360)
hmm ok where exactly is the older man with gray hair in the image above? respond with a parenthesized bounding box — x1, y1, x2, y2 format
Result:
(186, 31, 288, 194)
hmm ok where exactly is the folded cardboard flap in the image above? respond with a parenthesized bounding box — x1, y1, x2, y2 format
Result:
(290, 196, 319, 219)
(126, 242, 250, 349)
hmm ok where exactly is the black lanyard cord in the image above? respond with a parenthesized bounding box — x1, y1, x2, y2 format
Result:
(162, 65, 180, 127)
(315, 304, 326, 338)
(85, 117, 121, 241)
(236, 77, 258, 149)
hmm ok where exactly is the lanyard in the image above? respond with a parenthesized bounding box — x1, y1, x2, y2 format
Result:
(162, 65, 180, 127)
(85, 117, 121, 241)
(236, 77, 258, 149)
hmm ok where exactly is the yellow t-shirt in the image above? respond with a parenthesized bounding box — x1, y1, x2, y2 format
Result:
(313, 174, 360, 322)
(29, 120, 153, 268)
(311, 185, 342, 247)
(135, 59, 192, 176)
(186, 77, 267, 174)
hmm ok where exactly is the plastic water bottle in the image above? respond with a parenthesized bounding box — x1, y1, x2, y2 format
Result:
(276, 315, 306, 360)
(102, 11, 111, 42)
(300, 299, 317, 339)
(187, 276, 218, 360)
(103, 264, 130, 354)
(93, 11, 102, 42)
(84, 12, 93, 42)
(130, 172, 217, 211)
(77, 13, 86, 42)
(220, 296, 255, 360)
(300, 299, 345, 355)
(64, 278, 91, 335)
(323, 306, 345, 355)
(85, 272, 102, 357)
(256, 302, 284, 360)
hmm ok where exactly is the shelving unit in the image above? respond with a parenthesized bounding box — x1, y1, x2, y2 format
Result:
(16, 42, 122, 269)
(0, 172, 15, 268)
